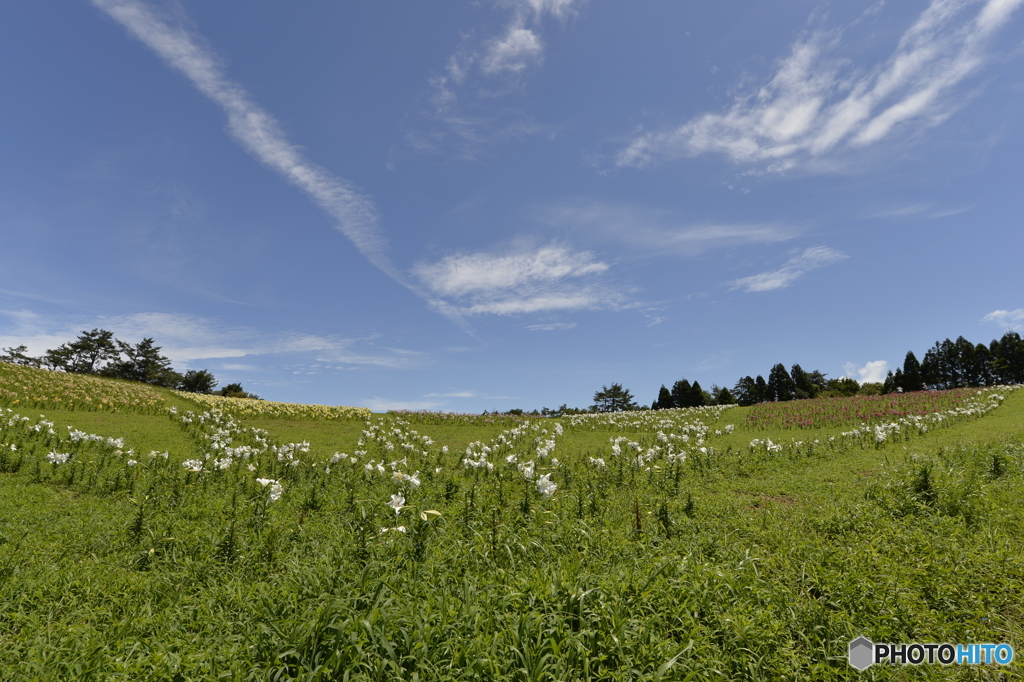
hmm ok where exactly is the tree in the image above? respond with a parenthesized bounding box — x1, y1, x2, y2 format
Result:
(754, 375, 769, 403)
(653, 385, 673, 410)
(790, 364, 817, 399)
(858, 382, 884, 396)
(670, 379, 692, 408)
(767, 363, 796, 402)
(592, 383, 637, 412)
(218, 382, 261, 400)
(923, 338, 954, 389)
(0, 345, 41, 367)
(826, 377, 860, 396)
(920, 336, 997, 389)
(952, 336, 978, 387)
(43, 329, 119, 374)
(689, 381, 707, 407)
(806, 370, 829, 394)
(901, 351, 924, 392)
(972, 343, 994, 387)
(179, 369, 218, 394)
(711, 384, 736, 405)
(104, 338, 179, 387)
(990, 331, 1024, 384)
(733, 376, 757, 406)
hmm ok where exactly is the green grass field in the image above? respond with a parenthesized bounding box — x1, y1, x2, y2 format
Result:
(1, 365, 1022, 680)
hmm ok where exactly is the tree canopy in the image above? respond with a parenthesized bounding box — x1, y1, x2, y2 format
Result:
(592, 383, 638, 412)
(2, 330, 220, 394)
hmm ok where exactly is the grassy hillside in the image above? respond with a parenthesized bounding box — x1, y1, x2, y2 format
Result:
(1, 365, 1022, 680)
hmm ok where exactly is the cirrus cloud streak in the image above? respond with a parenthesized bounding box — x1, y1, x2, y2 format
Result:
(617, 0, 1024, 171)
(91, 0, 401, 282)
(727, 246, 847, 293)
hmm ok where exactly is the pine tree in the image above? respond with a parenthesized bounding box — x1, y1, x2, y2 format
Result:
(43, 329, 119, 374)
(690, 381, 706, 407)
(790, 364, 816, 399)
(901, 351, 924, 391)
(0, 345, 41, 367)
(767, 363, 796, 401)
(654, 385, 673, 410)
(952, 336, 977, 387)
(671, 379, 692, 408)
(974, 343, 994, 386)
(592, 383, 638, 412)
(892, 367, 905, 392)
(806, 370, 829, 394)
(712, 385, 736, 405)
(990, 331, 1024, 384)
(105, 338, 179, 387)
(754, 375, 769, 403)
(733, 376, 757, 406)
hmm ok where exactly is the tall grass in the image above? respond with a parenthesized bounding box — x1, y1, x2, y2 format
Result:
(1, 384, 1022, 679)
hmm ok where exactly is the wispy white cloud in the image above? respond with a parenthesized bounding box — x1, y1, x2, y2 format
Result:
(0, 309, 78, 358)
(539, 201, 797, 256)
(727, 246, 847, 292)
(617, 0, 1024, 171)
(414, 243, 607, 297)
(520, 0, 583, 20)
(694, 351, 732, 372)
(413, 242, 622, 316)
(479, 0, 585, 76)
(0, 311, 420, 369)
(415, 0, 584, 158)
(845, 360, 889, 384)
(310, 344, 426, 369)
(90, 0, 401, 283)
(424, 391, 476, 398)
(460, 290, 614, 316)
(483, 26, 544, 74)
(526, 322, 576, 331)
(982, 308, 1024, 330)
(865, 203, 934, 218)
(865, 203, 971, 219)
(405, 110, 559, 163)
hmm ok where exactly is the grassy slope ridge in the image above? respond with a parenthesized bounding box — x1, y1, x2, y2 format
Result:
(0, 368, 1022, 680)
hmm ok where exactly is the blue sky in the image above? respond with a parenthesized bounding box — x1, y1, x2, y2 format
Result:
(2, 0, 1023, 412)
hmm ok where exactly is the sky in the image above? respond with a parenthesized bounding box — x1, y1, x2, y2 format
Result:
(2, 0, 1023, 412)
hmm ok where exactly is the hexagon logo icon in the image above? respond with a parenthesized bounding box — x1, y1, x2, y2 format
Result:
(849, 636, 874, 670)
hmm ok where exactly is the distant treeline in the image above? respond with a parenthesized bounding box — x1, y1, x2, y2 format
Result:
(883, 332, 1024, 392)
(652, 330, 1024, 410)
(0, 328, 259, 398)
(8, 329, 1022, 413)
(483, 331, 1024, 416)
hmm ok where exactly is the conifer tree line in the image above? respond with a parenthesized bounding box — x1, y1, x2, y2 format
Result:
(651, 331, 1024, 409)
(883, 331, 1024, 392)
(0, 328, 260, 398)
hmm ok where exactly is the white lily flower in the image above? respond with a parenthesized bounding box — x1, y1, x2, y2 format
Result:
(46, 452, 70, 464)
(537, 473, 557, 498)
(256, 477, 283, 502)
